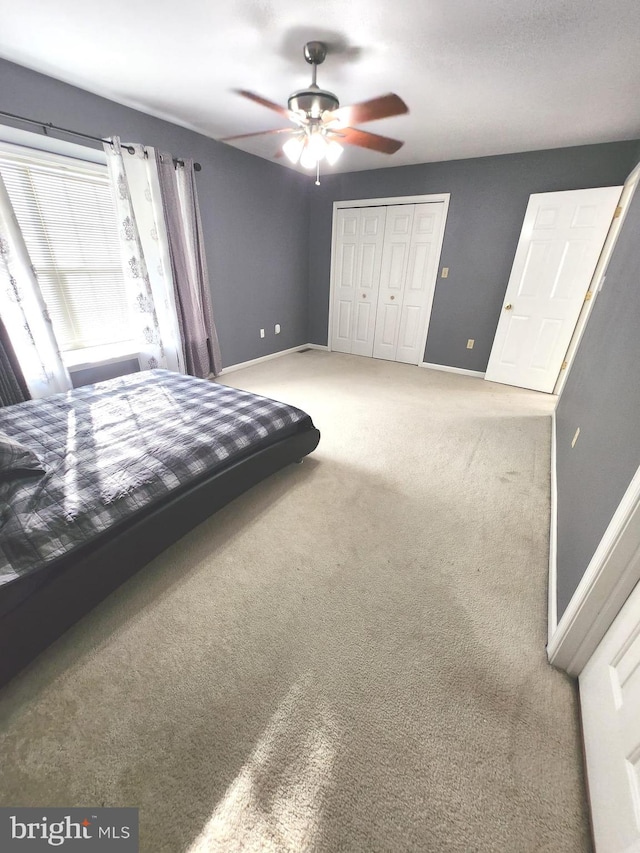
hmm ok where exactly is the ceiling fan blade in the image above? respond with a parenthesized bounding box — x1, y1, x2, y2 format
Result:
(219, 127, 294, 142)
(235, 89, 293, 119)
(235, 90, 306, 126)
(336, 127, 404, 155)
(325, 94, 408, 127)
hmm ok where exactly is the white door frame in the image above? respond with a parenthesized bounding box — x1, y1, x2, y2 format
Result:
(548, 166, 640, 675)
(578, 570, 640, 852)
(328, 194, 450, 364)
(548, 462, 640, 676)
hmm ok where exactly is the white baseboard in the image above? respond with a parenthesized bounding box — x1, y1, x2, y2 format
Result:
(219, 347, 481, 378)
(547, 462, 640, 676)
(420, 361, 486, 378)
(548, 408, 558, 643)
(218, 343, 327, 376)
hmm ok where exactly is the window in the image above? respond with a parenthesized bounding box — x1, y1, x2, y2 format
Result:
(0, 146, 133, 354)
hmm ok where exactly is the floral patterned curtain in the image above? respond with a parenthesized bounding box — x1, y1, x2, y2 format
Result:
(118, 143, 185, 374)
(0, 173, 71, 399)
(104, 137, 168, 372)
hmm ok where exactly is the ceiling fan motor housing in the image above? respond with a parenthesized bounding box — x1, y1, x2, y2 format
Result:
(303, 41, 328, 65)
(288, 86, 339, 118)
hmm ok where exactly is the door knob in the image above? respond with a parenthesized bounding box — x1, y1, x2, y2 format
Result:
(362, 293, 367, 298)
(390, 295, 395, 300)
(504, 303, 512, 310)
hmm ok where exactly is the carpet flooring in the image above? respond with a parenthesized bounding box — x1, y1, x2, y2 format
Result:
(0, 351, 591, 852)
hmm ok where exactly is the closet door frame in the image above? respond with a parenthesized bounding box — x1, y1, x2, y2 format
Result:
(328, 194, 450, 365)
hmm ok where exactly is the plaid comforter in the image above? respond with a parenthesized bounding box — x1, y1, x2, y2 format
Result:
(0, 370, 311, 585)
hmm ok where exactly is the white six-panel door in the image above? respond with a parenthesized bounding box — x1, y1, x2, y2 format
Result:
(331, 207, 387, 357)
(485, 186, 622, 392)
(331, 208, 359, 353)
(395, 203, 444, 364)
(580, 578, 640, 853)
(373, 205, 414, 360)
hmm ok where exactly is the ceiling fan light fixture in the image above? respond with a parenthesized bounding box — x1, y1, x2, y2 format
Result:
(299, 144, 318, 170)
(283, 136, 304, 164)
(307, 129, 328, 160)
(325, 139, 343, 165)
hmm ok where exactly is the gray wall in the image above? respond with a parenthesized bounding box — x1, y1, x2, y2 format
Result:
(555, 171, 640, 618)
(307, 143, 639, 370)
(0, 58, 310, 368)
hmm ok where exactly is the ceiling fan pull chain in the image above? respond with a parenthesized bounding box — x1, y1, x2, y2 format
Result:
(315, 160, 321, 186)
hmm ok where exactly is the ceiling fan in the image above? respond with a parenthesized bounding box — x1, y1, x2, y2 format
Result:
(220, 41, 409, 184)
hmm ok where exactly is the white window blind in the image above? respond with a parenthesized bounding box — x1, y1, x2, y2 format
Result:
(0, 149, 134, 353)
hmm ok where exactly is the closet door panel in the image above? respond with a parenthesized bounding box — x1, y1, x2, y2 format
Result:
(354, 300, 374, 345)
(340, 243, 357, 287)
(398, 304, 421, 350)
(360, 243, 378, 288)
(396, 204, 443, 364)
(351, 208, 386, 357)
(331, 210, 360, 353)
(373, 205, 414, 361)
(378, 302, 401, 347)
(335, 300, 352, 344)
(388, 243, 408, 287)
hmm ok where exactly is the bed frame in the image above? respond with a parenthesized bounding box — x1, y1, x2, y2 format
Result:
(0, 423, 320, 688)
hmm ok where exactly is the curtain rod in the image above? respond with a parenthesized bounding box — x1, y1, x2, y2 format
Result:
(0, 109, 202, 171)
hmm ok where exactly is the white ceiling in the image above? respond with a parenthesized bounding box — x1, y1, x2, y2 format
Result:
(1, 0, 639, 174)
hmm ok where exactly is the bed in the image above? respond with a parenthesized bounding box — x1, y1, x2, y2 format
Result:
(0, 369, 320, 686)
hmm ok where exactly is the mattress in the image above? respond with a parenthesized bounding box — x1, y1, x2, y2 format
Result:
(0, 369, 312, 612)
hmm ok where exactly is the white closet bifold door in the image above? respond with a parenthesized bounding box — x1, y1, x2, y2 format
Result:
(331, 199, 446, 364)
(373, 205, 414, 361)
(394, 203, 444, 365)
(331, 207, 386, 356)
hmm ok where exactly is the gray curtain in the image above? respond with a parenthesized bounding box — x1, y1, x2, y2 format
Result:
(0, 313, 30, 406)
(155, 153, 222, 378)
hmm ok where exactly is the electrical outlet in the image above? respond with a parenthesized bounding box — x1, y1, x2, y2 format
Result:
(260, 329, 265, 339)
(467, 339, 474, 349)
(275, 324, 281, 334)
(571, 427, 580, 448)
(442, 267, 449, 278)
